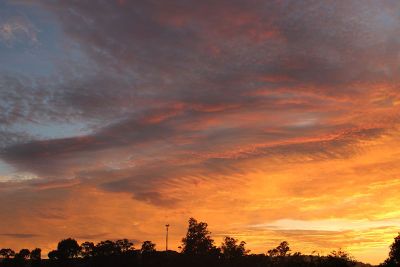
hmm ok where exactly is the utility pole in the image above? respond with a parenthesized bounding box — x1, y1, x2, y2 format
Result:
(165, 224, 170, 251)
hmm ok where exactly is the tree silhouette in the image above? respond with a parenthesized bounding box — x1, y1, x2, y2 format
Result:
(328, 249, 351, 259)
(381, 233, 400, 266)
(268, 241, 290, 257)
(80, 242, 95, 258)
(141, 241, 156, 254)
(48, 250, 59, 260)
(16, 249, 30, 260)
(116, 239, 134, 254)
(181, 217, 217, 256)
(0, 249, 15, 259)
(221, 236, 249, 259)
(57, 238, 81, 260)
(30, 248, 41, 260)
(14, 249, 30, 266)
(325, 249, 355, 267)
(389, 233, 400, 263)
(95, 240, 119, 257)
(30, 248, 41, 267)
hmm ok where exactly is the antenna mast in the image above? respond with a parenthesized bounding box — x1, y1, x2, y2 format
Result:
(165, 224, 170, 251)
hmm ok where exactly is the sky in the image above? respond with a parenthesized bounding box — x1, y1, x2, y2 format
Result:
(0, 0, 400, 264)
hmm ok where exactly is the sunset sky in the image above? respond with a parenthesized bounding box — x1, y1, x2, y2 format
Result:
(1, 0, 400, 264)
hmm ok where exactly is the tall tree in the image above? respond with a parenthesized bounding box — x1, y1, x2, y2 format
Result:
(181, 217, 217, 256)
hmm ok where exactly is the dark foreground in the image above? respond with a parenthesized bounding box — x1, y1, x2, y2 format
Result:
(0, 252, 374, 267)
(0, 255, 376, 267)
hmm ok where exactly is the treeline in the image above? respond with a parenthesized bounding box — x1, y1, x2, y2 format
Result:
(0, 218, 397, 267)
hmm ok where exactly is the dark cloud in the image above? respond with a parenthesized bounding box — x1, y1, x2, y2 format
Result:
(0, 233, 40, 238)
(75, 233, 110, 240)
(36, 0, 400, 96)
(2, 0, 396, 143)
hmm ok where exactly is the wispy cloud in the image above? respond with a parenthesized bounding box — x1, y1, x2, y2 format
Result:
(0, 16, 38, 46)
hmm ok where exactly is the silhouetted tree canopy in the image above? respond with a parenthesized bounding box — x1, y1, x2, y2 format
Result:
(268, 241, 290, 257)
(380, 233, 400, 267)
(30, 248, 41, 261)
(181, 217, 218, 256)
(13, 249, 30, 266)
(57, 238, 81, 259)
(0, 248, 15, 259)
(389, 233, 400, 264)
(80, 242, 95, 258)
(30, 248, 42, 267)
(116, 239, 134, 254)
(48, 250, 58, 260)
(141, 241, 156, 254)
(325, 249, 355, 267)
(16, 249, 30, 260)
(95, 240, 119, 257)
(221, 236, 249, 259)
